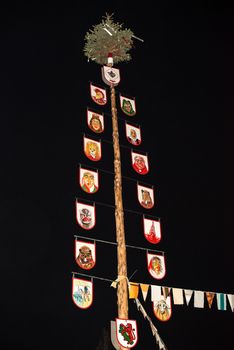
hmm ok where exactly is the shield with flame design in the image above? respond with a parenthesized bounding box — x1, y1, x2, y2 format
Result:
(143, 217, 161, 244)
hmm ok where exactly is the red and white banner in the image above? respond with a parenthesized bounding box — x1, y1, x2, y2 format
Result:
(147, 252, 166, 280)
(75, 240, 96, 270)
(72, 277, 93, 309)
(143, 217, 161, 244)
(125, 122, 141, 146)
(76, 200, 96, 230)
(79, 167, 99, 194)
(87, 109, 104, 133)
(116, 318, 138, 348)
(131, 151, 149, 175)
(83, 136, 102, 162)
(153, 295, 172, 322)
(137, 184, 154, 209)
(101, 66, 120, 86)
(120, 94, 136, 116)
(90, 83, 107, 105)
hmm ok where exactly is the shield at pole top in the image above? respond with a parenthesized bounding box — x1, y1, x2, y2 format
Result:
(116, 318, 138, 348)
(101, 65, 120, 86)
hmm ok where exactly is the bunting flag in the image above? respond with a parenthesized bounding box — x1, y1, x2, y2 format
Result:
(131, 150, 149, 175)
(153, 293, 172, 322)
(120, 94, 136, 116)
(129, 283, 139, 299)
(184, 289, 194, 305)
(76, 200, 96, 230)
(147, 252, 166, 280)
(205, 292, 215, 309)
(151, 285, 162, 302)
(227, 294, 234, 311)
(172, 288, 184, 305)
(143, 216, 161, 244)
(72, 276, 93, 309)
(217, 293, 227, 311)
(194, 290, 204, 308)
(90, 83, 107, 105)
(137, 183, 154, 209)
(116, 318, 138, 348)
(83, 136, 102, 162)
(79, 167, 99, 194)
(75, 239, 96, 270)
(87, 109, 104, 134)
(110, 321, 121, 350)
(101, 65, 121, 86)
(140, 283, 149, 301)
(125, 122, 141, 146)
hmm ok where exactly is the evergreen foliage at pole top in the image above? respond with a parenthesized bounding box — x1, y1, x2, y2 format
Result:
(83, 13, 134, 65)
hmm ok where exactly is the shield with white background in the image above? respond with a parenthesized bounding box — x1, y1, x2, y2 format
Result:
(72, 277, 93, 309)
(76, 200, 96, 230)
(116, 318, 138, 348)
(147, 252, 166, 280)
(75, 240, 96, 270)
(143, 216, 161, 244)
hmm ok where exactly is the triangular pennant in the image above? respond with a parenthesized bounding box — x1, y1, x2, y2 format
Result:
(194, 290, 204, 308)
(87, 108, 104, 134)
(137, 183, 154, 209)
(172, 288, 184, 305)
(125, 122, 141, 146)
(151, 285, 161, 302)
(184, 289, 194, 305)
(129, 283, 139, 299)
(205, 292, 215, 309)
(227, 294, 234, 311)
(143, 216, 161, 244)
(147, 252, 166, 280)
(140, 283, 149, 301)
(153, 294, 172, 322)
(72, 276, 93, 309)
(116, 318, 138, 348)
(83, 136, 102, 162)
(217, 293, 227, 311)
(110, 321, 120, 350)
(119, 94, 136, 116)
(131, 150, 149, 175)
(90, 83, 107, 105)
(79, 167, 99, 194)
(76, 200, 96, 230)
(75, 239, 96, 270)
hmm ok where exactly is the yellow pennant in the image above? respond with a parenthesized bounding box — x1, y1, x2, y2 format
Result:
(129, 283, 139, 299)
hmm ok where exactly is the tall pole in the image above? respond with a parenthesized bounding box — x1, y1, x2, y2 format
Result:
(110, 84, 129, 321)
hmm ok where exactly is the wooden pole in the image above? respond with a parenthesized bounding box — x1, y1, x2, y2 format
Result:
(110, 85, 129, 322)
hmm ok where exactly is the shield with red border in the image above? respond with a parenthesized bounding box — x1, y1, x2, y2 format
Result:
(147, 252, 166, 279)
(116, 318, 138, 348)
(120, 94, 136, 116)
(90, 83, 107, 105)
(137, 184, 154, 209)
(76, 200, 95, 230)
(72, 277, 93, 309)
(131, 151, 149, 175)
(75, 240, 96, 270)
(79, 167, 99, 194)
(101, 66, 120, 86)
(143, 216, 161, 244)
(125, 122, 141, 146)
(84, 136, 102, 162)
(153, 295, 172, 322)
(87, 109, 104, 134)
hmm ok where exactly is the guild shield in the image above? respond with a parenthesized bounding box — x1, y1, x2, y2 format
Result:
(90, 83, 107, 105)
(125, 122, 141, 146)
(116, 318, 138, 348)
(101, 66, 120, 86)
(120, 94, 136, 116)
(87, 109, 104, 134)
(79, 167, 99, 194)
(76, 200, 95, 230)
(147, 252, 166, 280)
(72, 277, 93, 309)
(131, 151, 149, 175)
(83, 136, 102, 162)
(75, 240, 96, 270)
(143, 217, 161, 244)
(153, 295, 172, 322)
(137, 184, 154, 209)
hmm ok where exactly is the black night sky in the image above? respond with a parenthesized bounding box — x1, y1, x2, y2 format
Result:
(0, 3, 233, 350)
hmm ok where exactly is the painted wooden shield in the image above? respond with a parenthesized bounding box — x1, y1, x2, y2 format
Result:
(87, 109, 104, 134)
(116, 318, 138, 348)
(75, 240, 96, 270)
(76, 200, 95, 230)
(79, 167, 99, 194)
(72, 277, 93, 309)
(143, 217, 161, 244)
(131, 151, 149, 175)
(147, 252, 166, 279)
(125, 122, 141, 146)
(90, 83, 107, 105)
(120, 94, 136, 116)
(83, 136, 102, 162)
(153, 295, 172, 322)
(137, 184, 154, 209)
(101, 66, 120, 86)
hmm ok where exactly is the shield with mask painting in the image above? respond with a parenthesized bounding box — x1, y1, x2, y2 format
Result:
(147, 252, 166, 280)
(137, 184, 154, 209)
(125, 122, 141, 146)
(75, 240, 96, 270)
(76, 200, 96, 230)
(120, 94, 136, 116)
(83, 136, 102, 162)
(131, 151, 149, 175)
(90, 83, 107, 105)
(79, 167, 99, 194)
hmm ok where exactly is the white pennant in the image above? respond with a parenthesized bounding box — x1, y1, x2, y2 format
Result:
(194, 291, 204, 308)
(227, 294, 234, 311)
(184, 289, 193, 305)
(151, 285, 161, 302)
(172, 288, 184, 305)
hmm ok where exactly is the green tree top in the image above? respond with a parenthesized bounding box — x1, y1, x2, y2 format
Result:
(83, 14, 135, 65)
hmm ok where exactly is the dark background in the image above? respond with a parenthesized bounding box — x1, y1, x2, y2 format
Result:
(0, 2, 233, 349)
